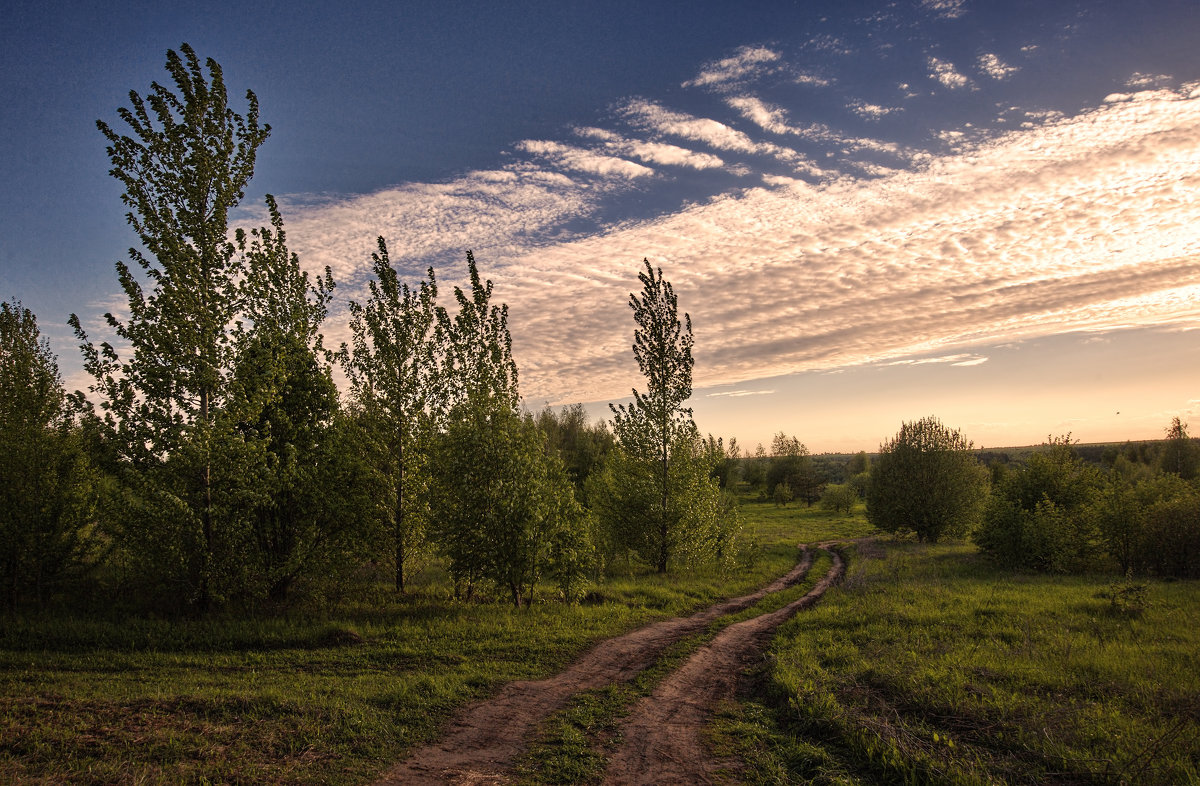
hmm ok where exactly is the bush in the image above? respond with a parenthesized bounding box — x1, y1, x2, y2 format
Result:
(975, 437, 1102, 572)
(819, 483, 857, 516)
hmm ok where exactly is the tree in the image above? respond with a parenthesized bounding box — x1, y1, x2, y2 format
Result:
(535, 403, 614, 503)
(440, 250, 520, 415)
(974, 436, 1102, 571)
(342, 238, 443, 593)
(430, 407, 585, 606)
(1160, 417, 1199, 480)
(767, 433, 822, 506)
(0, 301, 101, 612)
(225, 199, 362, 604)
(866, 416, 988, 543)
(820, 483, 858, 516)
(608, 259, 711, 573)
(70, 44, 269, 611)
(590, 434, 735, 573)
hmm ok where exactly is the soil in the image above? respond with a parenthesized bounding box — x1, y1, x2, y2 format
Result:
(374, 545, 844, 785)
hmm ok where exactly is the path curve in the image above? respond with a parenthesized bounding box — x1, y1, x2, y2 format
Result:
(602, 547, 846, 785)
(375, 548, 816, 785)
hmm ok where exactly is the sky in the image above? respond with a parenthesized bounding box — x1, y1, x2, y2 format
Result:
(3, 0, 1199, 453)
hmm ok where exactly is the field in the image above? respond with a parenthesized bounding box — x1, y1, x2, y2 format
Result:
(3, 500, 1198, 784)
(717, 540, 1200, 785)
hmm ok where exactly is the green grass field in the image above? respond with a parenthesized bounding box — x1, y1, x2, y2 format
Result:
(718, 539, 1200, 785)
(4, 498, 1196, 784)
(0, 497, 859, 784)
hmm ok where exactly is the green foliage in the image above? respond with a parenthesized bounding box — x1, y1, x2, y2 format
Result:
(439, 250, 520, 414)
(0, 301, 101, 613)
(767, 433, 823, 506)
(342, 238, 443, 593)
(535, 403, 614, 503)
(430, 406, 586, 606)
(819, 483, 857, 516)
(609, 259, 732, 573)
(70, 44, 270, 612)
(1138, 489, 1200, 578)
(590, 436, 738, 574)
(1159, 417, 1199, 480)
(866, 416, 988, 543)
(771, 481, 794, 507)
(975, 435, 1103, 572)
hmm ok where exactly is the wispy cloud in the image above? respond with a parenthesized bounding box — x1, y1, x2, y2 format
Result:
(618, 98, 802, 164)
(921, 0, 967, 20)
(706, 389, 777, 398)
(271, 79, 1200, 409)
(517, 140, 653, 179)
(682, 45, 781, 90)
(573, 127, 726, 169)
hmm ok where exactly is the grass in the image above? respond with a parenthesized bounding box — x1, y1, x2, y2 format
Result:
(0, 494, 862, 784)
(716, 539, 1200, 785)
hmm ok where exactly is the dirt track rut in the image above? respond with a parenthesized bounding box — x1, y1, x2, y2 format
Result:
(375, 545, 843, 785)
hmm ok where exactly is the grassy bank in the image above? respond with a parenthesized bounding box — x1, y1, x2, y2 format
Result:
(0, 497, 864, 784)
(719, 540, 1200, 785)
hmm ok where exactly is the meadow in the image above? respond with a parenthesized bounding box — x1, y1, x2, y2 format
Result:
(718, 539, 1200, 785)
(3, 500, 1197, 784)
(0, 500, 857, 784)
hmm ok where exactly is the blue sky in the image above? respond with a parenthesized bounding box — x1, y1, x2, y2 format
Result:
(3, 0, 1199, 452)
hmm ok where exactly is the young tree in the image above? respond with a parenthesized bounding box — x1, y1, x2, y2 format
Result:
(1, 301, 100, 612)
(536, 403, 614, 502)
(974, 436, 1102, 571)
(440, 250, 520, 414)
(605, 259, 732, 573)
(431, 407, 585, 606)
(342, 238, 442, 593)
(767, 433, 822, 506)
(227, 198, 360, 603)
(1160, 417, 1199, 480)
(867, 416, 988, 543)
(70, 44, 270, 610)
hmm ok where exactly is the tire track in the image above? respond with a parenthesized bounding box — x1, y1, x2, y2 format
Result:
(375, 548, 816, 785)
(601, 547, 846, 785)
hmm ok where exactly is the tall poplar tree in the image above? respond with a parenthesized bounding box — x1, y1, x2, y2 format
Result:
(70, 44, 269, 610)
(605, 259, 728, 574)
(342, 238, 443, 593)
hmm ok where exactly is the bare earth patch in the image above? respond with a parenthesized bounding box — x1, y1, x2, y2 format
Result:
(374, 548, 818, 785)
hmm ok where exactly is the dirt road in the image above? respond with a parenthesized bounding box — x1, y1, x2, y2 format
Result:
(375, 545, 844, 785)
(602, 548, 845, 784)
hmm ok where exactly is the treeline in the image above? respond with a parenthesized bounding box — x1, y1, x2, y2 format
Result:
(862, 415, 1200, 578)
(0, 46, 737, 616)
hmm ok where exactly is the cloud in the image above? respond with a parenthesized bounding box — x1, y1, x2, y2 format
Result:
(882, 353, 989, 367)
(484, 85, 1200, 403)
(1125, 72, 1172, 89)
(516, 140, 653, 178)
(706, 389, 777, 398)
(849, 100, 900, 120)
(927, 56, 974, 90)
(269, 75, 1200, 410)
(683, 46, 781, 90)
(618, 98, 802, 164)
(573, 127, 726, 169)
(977, 53, 1017, 80)
(921, 0, 967, 19)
